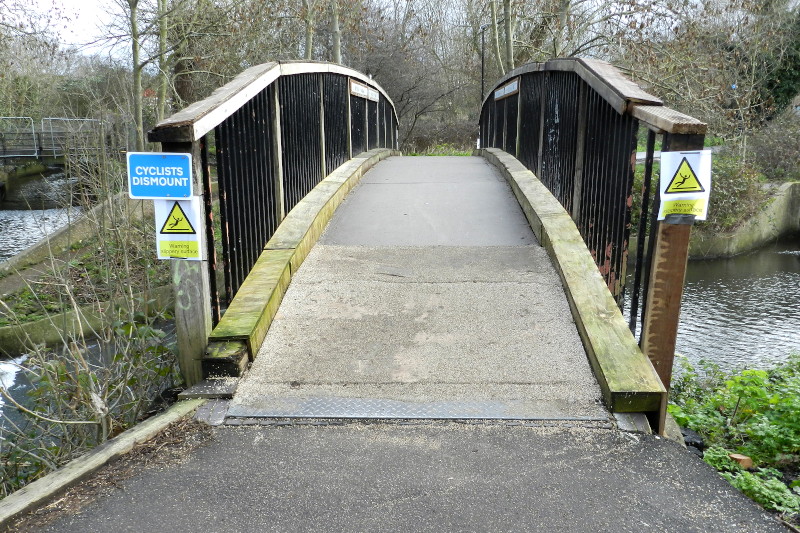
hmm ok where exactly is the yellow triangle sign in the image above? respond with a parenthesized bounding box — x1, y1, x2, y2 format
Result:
(160, 201, 196, 234)
(665, 157, 705, 194)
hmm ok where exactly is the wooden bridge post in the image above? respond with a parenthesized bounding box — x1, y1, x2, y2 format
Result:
(161, 139, 213, 387)
(639, 132, 705, 434)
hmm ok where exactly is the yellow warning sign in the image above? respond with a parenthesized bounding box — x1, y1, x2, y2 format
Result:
(160, 201, 196, 234)
(665, 157, 705, 194)
(661, 198, 708, 218)
(158, 240, 200, 258)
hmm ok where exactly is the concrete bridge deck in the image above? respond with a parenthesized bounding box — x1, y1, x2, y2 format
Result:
(13, 156, 788, 532)
(229, 156, 607, 422)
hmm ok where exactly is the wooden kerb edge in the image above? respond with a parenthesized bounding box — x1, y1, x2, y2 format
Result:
(0, 398, 205, 529)
(478, 148, 666, 415)
(204, 149, 399, 375)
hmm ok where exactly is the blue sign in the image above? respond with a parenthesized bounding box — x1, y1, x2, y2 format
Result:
(127, 152, 192, 199)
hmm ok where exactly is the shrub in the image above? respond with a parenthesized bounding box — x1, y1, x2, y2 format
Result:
(0, 310, 179, 496)
(696, 151, 765, 233)
(669, 356, 800, 522)
(748, 110, 800, 183)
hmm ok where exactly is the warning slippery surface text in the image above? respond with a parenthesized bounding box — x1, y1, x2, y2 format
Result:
(158, 240, 200, 259)
(658, 150, 712, 221)
(154, 198, 203, 261)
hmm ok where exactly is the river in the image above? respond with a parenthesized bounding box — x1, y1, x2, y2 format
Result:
(625, 237, 800, 372)
(676, 239, 800, 370)
(0, 171, 82, 263)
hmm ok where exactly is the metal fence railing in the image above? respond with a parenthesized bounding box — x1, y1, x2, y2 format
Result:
(479, 58, 708, 397)
(149, 62, 399, 325)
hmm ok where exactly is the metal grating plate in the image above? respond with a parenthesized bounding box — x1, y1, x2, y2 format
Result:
(226, 396, 608, 422)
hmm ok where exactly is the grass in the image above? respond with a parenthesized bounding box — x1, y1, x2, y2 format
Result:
(407, 143, 473, 156)
(0, 226, 171, 328)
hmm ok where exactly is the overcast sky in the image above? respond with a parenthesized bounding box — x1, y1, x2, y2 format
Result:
(32, 0, 114, 51)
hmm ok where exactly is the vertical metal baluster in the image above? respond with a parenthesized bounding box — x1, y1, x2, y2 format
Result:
(639, 132, 665, 338)
(629, 129, 657, 333)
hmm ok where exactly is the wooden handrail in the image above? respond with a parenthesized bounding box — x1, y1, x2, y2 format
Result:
(149, 61, 398, 144)
(482, 57, 707, 134)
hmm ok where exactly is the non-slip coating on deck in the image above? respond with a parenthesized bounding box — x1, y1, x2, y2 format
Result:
(229, 156, 608, 422)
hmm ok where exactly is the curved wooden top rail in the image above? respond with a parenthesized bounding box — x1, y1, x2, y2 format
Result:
(483, 58, 707, 135)
(149, 61, 398, 143)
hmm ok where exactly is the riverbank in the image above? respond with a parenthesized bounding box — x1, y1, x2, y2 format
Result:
(0, 162, 50, 183)
(690, 182, 800, 259)
(670, 355, 800, 527)
(0, 190, 172, 359)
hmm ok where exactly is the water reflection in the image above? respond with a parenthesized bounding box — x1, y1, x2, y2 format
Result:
(0, 208, 81, 262)
(627, 239, 800, 372)
(2, 171, 78, 210)
(678, 241, 800, 370)
(0, 171, 82, 263)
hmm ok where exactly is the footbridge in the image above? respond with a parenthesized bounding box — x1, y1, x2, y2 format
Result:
(148, 59, 707, 434)
(0, 117, 104, 161)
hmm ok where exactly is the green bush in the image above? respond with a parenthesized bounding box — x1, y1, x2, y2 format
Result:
(408, 142, 472, 156)
(669, 356, 800, 521)
(748, 111, 800, 183)
(696, 151, 765, 233)
(0, 309, 178, 496)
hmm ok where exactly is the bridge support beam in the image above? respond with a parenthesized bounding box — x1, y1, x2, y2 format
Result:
(163, 140, 213, 387)
(639, 133, 705, 434)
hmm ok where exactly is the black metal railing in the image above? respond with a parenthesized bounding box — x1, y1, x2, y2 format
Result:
(479, 59, 706, 340)
(150, 62, 399, 324)
(214, 84, 280, 302)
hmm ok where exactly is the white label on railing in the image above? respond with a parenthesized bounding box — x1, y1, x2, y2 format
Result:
(154, 197, 204, 261)
(350, 80, 380, 102)
(494, 78, 520, 100)
(657, 150, 712, 221)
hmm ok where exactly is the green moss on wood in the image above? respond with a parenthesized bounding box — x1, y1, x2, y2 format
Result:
(203, 340, 249, 377)
(206, 148, 397, 372)
(481, 148, 666, 414)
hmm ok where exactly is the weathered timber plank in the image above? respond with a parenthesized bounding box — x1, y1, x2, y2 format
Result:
(482, 58, 662, 115)
(149, 63, 279, 142)
(631, 105, 708, 135)
(545, 216, 664, 412)
(480, 148, 666, 413)
(208, 249, 293, 356)
(164, 140, 212, 387)
(0, 399, 204, 529)
(149, 62, 398, 143)
(178, 376, 239, 399)
(640, 133, 704, 434)
(202, 341, 249, 378)
(577, 58, 662, 107)
(640, 223, 692, 389)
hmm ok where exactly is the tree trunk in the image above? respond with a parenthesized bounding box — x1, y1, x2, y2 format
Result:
(130, 0, 144, 151)
(554, 0, 571, 57)
(173, 56, 193, 109)
(156, 0, 168, 123)
(491, 0, 505, 76)
(330, 0, 341, 64)
(304, 0, 315, 60)
(503, 0, 514, 71)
